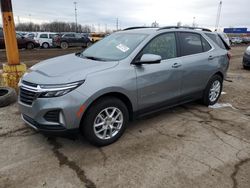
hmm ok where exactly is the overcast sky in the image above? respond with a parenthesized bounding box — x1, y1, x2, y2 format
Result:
(1, 0, 249, 31)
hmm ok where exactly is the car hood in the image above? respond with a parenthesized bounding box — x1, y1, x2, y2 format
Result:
(22, 53, 118, 84)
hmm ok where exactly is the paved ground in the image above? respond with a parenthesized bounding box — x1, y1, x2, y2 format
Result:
(0, 46, 250, 188)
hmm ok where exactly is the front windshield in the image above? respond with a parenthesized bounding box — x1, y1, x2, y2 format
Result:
(82, 33, 148, 61)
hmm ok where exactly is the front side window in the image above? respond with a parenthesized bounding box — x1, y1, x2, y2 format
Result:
(82, 33, 148, 61)
(140, 33, 177, 60)
(179, 32, 203, 56)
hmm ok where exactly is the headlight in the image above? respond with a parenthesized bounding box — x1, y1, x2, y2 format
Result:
(38, 80, 85, 98)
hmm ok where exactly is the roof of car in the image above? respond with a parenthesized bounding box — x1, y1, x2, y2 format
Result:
(121, 26, 212, 35)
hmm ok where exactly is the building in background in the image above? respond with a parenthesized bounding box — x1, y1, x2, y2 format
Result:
(224, 28, 250, 37)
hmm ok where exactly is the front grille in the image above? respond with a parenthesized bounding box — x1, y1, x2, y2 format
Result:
(44, 110, 60, 123)
(19, 87, 37, 105)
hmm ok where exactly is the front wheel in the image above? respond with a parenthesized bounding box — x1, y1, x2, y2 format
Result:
(202, 75, 223, 106)
(81, 97, 129, 146)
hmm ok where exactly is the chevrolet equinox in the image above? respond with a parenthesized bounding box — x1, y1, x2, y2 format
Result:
(19, 26, 231, 146)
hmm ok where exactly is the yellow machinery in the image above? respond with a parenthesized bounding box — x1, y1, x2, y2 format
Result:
(0, 0, 26, 89)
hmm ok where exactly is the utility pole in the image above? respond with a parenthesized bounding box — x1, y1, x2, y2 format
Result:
(74, 2, 78, 33)
(215, 1, 222, 31)
(192, 17, 196, 27)
(116, 18, 119, 31)
(0, 0, 26, 89)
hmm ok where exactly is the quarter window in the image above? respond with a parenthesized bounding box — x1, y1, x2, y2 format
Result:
(179, 32, 203, 56)
(205, 33, 226, 49)
(141, 33, 177, 60)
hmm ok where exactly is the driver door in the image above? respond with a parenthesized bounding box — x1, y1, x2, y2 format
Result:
(135, 32, 182, 111)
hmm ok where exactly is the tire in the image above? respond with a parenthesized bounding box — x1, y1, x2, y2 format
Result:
(0, 87, 17, 108)
(42, 42, 49, 49)
(26, 42, 34, 49)
(202, 75, 223, 106)
(243, 65, 249, 70)
(60, 42, 69, 49)
(86, 42, 92, 48)
(81, 97, 129, 146)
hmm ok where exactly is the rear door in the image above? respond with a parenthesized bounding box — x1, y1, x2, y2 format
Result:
(135, 32, 182, 110)
(177, 32, 213, 99)
(39, 33, 49, 45)
(63, 34, 75, 46)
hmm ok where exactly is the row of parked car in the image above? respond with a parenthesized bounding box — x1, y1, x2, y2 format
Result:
(0, 29, 106, 50)
(230, 37, 250, 45)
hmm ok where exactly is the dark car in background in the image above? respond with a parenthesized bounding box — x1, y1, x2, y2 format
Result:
(52, 33, 91, 49)
(243, 46, 250, 69)
(0, 30, 40, 49)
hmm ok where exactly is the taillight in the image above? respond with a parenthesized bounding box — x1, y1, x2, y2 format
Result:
(227, 51, 232, 61)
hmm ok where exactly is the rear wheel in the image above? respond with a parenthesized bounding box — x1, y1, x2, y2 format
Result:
(60, 42, 69, 49)
(81, 97, 129, 146)
(42, 42, 49, 49)
(202, 75, 223, 106)
(243, 65, 249, 70)
(26, 42, 34, 49)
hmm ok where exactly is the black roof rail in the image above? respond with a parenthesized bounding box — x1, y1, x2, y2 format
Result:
(158, 26, 212, 32)
(123, 26, 157, 31)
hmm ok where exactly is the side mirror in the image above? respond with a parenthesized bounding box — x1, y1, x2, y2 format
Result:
(136, 54, 162, 65)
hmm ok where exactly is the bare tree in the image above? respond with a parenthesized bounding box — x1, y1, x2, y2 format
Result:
(16, 21, 92, 33)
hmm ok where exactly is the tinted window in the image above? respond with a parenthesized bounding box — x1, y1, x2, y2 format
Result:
(40, 34, 48, 38)
(141, 33, 177, 60)
(201, 37, 212, 52)
(205, 33, 226, 49)
(64, 34, 75, 38)
(0, 31, 3, 38)
(49, 34, 55, 39)
(179, 32, 203, 56)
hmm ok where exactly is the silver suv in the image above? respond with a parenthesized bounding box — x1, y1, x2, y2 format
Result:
(19, 26, 231, 146)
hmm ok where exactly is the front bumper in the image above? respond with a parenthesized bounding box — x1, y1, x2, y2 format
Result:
(18, 88, 89, 133)
(243, 53, 250, 67)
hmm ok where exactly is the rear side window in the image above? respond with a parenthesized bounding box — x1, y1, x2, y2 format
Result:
(201, 37, 212, 52)
(49, 34, 55, 39)
(64, 34, 75, 38)
(205, 33, 226, 49)
(179, 32, 203, 56)
(0, 31, 3, 38)
(40, 34, 48, 39)
(141, 33, 177, 60)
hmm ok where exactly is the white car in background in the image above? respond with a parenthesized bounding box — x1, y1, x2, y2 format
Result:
(34, 32, 57, 48)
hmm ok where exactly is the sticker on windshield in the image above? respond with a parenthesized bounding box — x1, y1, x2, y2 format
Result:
(116, 44, 130, 53)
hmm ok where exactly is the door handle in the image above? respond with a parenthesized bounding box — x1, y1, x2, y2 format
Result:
(172, 63, 182, 68)
(208, 55, 215, 60)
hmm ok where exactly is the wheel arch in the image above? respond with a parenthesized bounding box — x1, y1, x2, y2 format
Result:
(80, 92, 134, 129)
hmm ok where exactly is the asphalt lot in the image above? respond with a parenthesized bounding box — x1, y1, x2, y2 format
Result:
(0, 46, 250, 188)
